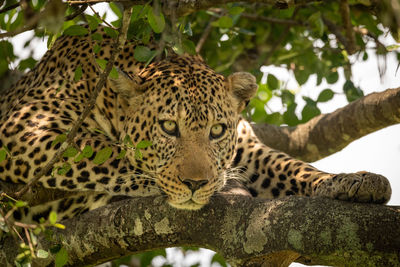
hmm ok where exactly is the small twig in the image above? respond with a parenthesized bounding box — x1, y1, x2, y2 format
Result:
(0, 219, 38, 229)
(12, 225, 24, 241)
(88, 4, 116, 29)
(340, 0, 356, 54)
(0, 14, 39, 39)
(0, 2, 86, 39)
(241, 13, 304, 26)
(14, 5, 133, 198)
(0, 208, 18, 242)
(65, 4, 88, 21)
(0, 3, 19, 14)
(24, 228, 35, 258)
(195, 17, 215, 53)
(321, 16, 349, 51)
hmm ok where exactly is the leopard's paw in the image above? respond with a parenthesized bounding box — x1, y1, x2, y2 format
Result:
(314, 171, 391, 204)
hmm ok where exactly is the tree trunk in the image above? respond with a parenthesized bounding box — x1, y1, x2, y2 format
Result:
(1, 195, 399, 266)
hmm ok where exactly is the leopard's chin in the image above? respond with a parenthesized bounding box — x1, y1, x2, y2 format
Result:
(168, 199, 206, 210)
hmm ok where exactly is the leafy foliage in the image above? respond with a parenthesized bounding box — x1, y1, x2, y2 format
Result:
(0, 0, 399, 266)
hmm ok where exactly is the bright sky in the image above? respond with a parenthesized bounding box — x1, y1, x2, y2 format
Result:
(7, 4, 400, 267)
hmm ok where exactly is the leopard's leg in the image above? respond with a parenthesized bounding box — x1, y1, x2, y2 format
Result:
(11, 192, 114, 223)
(231, 119, 391, 204)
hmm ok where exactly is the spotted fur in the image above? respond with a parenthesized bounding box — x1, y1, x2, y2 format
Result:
(0, 27, 391, 222)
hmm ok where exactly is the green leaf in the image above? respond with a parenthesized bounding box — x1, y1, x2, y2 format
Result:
(49, 211, 57, 225)
(109, 2, 122, 18)
(116, 149, 127, 159)
(281, 90, 295, 106)
(147, 7, 165, 33)
(54, 223, 65, 229)
(74, 145, 93, 162)
(52, 134, 67, 147)
(343, 80, 364, 102)
(182, 39, 196, 55)
(317, 89, 334, 102)
(229, 6, 245, 15)
(18, 57, 37, 71)
(211, 253, 227, 267)
(74, 65, 82, 82)
(63, 146, 78, 158)
(55, 247, 68, 267)
(136, 249, 166, 267)
(386, 44, 400, 52)
(294, 70, 309, 85)
(134, 46, 157, 63)
(109, 67, 119, 79)
(134, 149, 143, 160)
(91, 33, 103, 41)
(301, 103, 321, 122)
(63, 25, 88, 36)
(257, 84, 272, 102)
(93, 147, 113, 165)
(308, 12, 323, 36)
(15, 200, 28, 208)
(264, 112, 283, 125)
(326, 70, 339, 84)
(183, 22, 193, 36)
(57, 163, 71, 175)
(0, 40, 14, 60)
(123, 135, 134, 147)
(3, 145, 11, 155)
(283, 104, 300, 126)
(267, 74, 279, 90)
(95, 58, 107, 70)
(85, 15, 100, 31)
(93, 44, 101, 54)
(37, 249, 49, 259)
(213, 16, 233, 28)
(136, 140, 152, 149)
(104, 27, 118, 39)
(0, 149, 6, 163)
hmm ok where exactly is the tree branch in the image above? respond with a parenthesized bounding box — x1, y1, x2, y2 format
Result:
(340, 0, 357, 54)
(65, 0, 322, 16)
(1, 195, 398, 266)
(0, 3, 20, 14)
(241, 13, 305, 26)
(251, 87, 400, 162)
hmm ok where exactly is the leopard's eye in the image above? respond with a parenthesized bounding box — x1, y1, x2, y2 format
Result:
(210, 123, 226, 140)
(160, 120, 179, 136)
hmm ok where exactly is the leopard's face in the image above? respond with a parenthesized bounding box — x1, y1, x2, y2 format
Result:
(113, 56, 257, 209)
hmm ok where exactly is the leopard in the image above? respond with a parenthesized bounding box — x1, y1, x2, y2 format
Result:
(0, 27, 391, 223)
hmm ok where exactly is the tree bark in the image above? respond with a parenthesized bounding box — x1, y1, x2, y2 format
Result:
(1, 195, 399, 266)
(251, 87, 400, 162)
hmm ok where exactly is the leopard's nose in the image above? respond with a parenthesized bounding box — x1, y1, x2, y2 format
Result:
(182, 179, 208, 193)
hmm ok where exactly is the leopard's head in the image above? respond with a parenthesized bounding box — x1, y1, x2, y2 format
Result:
(112, 55, 257, 209)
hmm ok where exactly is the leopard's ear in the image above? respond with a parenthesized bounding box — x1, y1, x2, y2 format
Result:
(227, 72, 258, 112)
(110, 69, 145, 98)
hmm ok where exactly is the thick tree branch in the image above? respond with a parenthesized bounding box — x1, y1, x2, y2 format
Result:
(0, 195, 398, 266)
(251, 87, 400, 162)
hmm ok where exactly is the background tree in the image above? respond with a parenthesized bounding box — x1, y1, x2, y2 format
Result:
(0, 0, 399, 266)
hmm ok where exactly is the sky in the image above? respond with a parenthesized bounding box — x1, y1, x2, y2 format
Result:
(6, 4, 400, 267)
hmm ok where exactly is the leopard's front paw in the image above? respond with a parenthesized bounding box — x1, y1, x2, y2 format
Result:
(314, 172, 391, 204)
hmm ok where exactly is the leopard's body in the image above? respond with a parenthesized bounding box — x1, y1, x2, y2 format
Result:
(0, 28, 391, 222)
